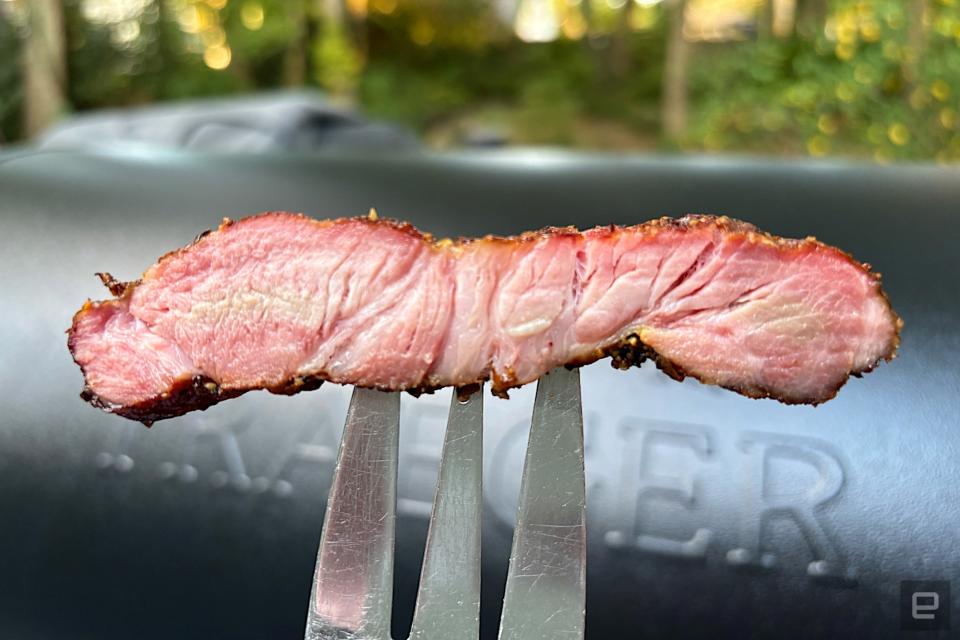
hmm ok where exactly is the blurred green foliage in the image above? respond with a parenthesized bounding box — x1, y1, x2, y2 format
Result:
(1, 0, 959, 163)
(359, 33, 664, 146)
(688, 0, 960, 163)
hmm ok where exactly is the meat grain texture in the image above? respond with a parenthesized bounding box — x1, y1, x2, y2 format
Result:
(68, 212, 901, 423)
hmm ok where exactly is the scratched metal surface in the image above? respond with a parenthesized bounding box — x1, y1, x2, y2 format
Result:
(0, 149, 958, 639)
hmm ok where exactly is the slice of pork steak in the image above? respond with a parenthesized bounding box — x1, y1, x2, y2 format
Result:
(68, 212, 901, 424)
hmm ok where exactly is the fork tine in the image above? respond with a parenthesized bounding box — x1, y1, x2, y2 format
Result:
(304, 388, 400, 640)
(498, 367, 586, 640)
(409, 386, 484, 640)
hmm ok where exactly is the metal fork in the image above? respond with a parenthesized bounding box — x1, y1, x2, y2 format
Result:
(304, 367, 586, 640)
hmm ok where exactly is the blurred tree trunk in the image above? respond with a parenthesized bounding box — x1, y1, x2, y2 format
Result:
(771, 0, 795, 38)
(347, 0, 368, 69)
(769, 0, 824, 39)
(608, 0, 635, 78)
(795, 0, 826, 38)
(314, 0, 360, 99)
(284, 0, 308, 86)
(23, 0, 67, 137)
(905, 0, 926, 85)
(756, 0, 772, 40)
(661, 0, 688, 140)
(320, 0, 344, 23)
(581, 0, 609, 81)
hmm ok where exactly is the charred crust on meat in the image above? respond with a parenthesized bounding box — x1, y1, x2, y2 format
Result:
(268, 374, 325, 396)
(96, 272, 133, 298)
(491, 367, 520, 398)
(78, 374, 239, 426)
(455, 383, 483, 402)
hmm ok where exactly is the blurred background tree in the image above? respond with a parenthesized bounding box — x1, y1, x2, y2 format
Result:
(1, 0, 958, 162)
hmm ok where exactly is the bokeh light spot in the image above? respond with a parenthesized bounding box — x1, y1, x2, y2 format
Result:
(203, 43, 232, 70)
(835, 42, 855, 61)
(515, 0, 560, 43)
(807, 135, 830, 156)
(346, 0, 368, 18)
(931, 80, 951, 101)
(410, 19, 435, 46)
(202, 25, 226, 47)
(888, 123, 910, 146)
(818, 114, 838, 135)
(241, 2, 264, 30)
(372, 0, 397, 14)
(836, 83, 855, 102)
(940, 108, 957, 130)
(562, 11, 587, 40)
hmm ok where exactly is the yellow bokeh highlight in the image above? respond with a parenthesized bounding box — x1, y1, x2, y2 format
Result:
(241, 2, 264, 30)
(818, 114, 839, 135)
(836, 42, 855, 61)
(202, 25, 226, 47)
(836, 83, 855, 102)
(860, 21, 880, 42)
(631, 6, 657, 31)
(372, 0, 397, 14)
(887, 123, 910, 146)
(940, 108, 957, 130)
(931, 80, 951, 101)
(179, 5, 199, 33)
(562, 11, 587, 40)
(346, 0, 368, 18)
(203, 43, 232, 70)
(196, 4, 214, 30)
(935, 16, 955, 37)
(410, 19, 435, 46)
(206, 0, 228, 9)
(837, 23, 857, 44)
(807, 135, 830, 156)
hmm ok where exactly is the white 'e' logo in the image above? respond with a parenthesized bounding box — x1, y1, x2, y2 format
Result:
(912, 592, 940, 620)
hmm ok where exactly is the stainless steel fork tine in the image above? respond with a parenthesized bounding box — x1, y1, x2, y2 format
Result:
(409, 386, 484, 640)
(304, 388, 400, 640)
(498, 367, 586, 640)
